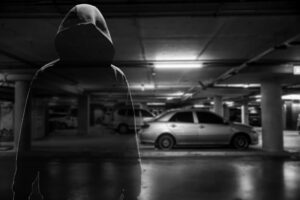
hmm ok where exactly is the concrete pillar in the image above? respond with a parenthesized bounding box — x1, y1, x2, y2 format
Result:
(78, 94, 90, 135)
(213, 96, 223, 117)
(241, 101, 249, 125)
(284, 101, 292, 130)
(223, 104, 230, 122)
(14, 81, 30, 150)
(261, 80, 283, 152)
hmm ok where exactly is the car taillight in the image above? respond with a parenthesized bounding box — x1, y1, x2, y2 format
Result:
(141, 123, 150, 129)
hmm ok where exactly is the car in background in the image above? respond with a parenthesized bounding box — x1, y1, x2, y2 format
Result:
(49, 113, 78, 129)
(111, 107, 154, 134)
(102, 107, 113, 126)
(139, 108, 258, 150)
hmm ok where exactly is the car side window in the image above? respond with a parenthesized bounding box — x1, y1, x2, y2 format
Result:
(196, 112, 224, 124)
(169, 112, 194, 123)
(141, 110, 153, 117)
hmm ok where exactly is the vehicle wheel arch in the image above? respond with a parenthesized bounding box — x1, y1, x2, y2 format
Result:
(155, 133, 176, 147)
(231, 132, 251, 141)
(230, 132, 251, 149)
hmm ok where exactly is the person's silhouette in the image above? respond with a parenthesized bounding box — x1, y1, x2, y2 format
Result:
(13, 4, 141, 200)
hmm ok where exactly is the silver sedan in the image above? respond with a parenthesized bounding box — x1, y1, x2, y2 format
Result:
(139, 109, 259, 150)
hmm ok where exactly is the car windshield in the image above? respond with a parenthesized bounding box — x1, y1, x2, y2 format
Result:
(152, 110, 173, 121)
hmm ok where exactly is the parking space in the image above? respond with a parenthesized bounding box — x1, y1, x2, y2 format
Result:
(1, 147, 300, 200)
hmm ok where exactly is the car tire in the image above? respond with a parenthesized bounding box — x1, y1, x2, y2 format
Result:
(157, 135, 174, 150)
(118, 124, 129, 134)
(231, 134, 250, 150)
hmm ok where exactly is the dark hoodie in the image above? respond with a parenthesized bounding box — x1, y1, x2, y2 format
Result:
(55, 4, 115, 65)
(13, 4, 141, 200)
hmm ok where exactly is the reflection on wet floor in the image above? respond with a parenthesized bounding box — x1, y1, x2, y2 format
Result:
(139, 159, 300, 200)
(1, 157, 300, 200)
(7, 158, 141, 200)
(1, 126, 300, 200)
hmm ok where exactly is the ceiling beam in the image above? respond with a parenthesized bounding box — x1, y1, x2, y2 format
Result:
(0, 1, 299, 18)
(3, 60, 300, 72)
(203, 34, 300, 88)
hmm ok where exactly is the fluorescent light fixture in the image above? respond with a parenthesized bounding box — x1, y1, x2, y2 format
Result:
(144, 85, 155, 90)
(130, 84, 155, 90)
(184, 93, 193, 97)
(293, 65, 300, 75)
(147, 102, 166, 106)
(154, 62, 203, 69)
(224, 101, 234, 107)
(172, 91, 184, 96)
(252, 94, 300, 101)
(193, 104, 206, 108)
(282, 94, 300, 100)
(165, 91, 187, 100)
(215, 84, 260, 88)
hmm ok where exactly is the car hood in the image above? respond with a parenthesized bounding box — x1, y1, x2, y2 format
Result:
(231, 122, 253, 132)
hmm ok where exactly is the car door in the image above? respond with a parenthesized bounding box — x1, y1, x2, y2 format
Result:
(196, 111, 232, 144)
(167, 111, 200, 145)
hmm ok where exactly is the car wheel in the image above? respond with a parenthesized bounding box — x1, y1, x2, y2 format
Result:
(232, 134, 249, 150)
(118, 124, 129, 134)
(157, 135, 174, 150)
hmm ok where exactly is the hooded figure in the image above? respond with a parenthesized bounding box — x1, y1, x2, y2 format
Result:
(55, 4, 114, 64)
(13, 4, 141, 200)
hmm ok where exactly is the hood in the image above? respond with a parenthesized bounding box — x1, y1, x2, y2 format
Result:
(231, 122, 252, 131)
(55, 4, 114, 66)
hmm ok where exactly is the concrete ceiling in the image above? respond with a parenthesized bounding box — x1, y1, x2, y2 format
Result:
(0, 0, 300, 104)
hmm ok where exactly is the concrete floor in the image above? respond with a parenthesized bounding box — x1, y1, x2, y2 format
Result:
(1, 126, 300, 200)
(140, 158, 300, 200)
(1, 156, 300, 200)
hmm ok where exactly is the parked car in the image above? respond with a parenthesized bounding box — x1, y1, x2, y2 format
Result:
(111, 107, 154, 134)
(139, 108, 259, 150)
(102, 107, 113, 126)
(49, 113, 78, 129)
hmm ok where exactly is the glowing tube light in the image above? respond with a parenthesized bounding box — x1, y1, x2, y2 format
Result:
(154, 62, 203, 69)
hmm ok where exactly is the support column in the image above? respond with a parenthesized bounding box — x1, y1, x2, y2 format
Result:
(78, 94, 90, 135)
(213, 96, 223, 117)
(241, 101, 249, 125)
(261, 80, 283, 152)
(14, 80, 30, 150)
(223, 104, 230, 122)
(285, 101, 292, 130)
